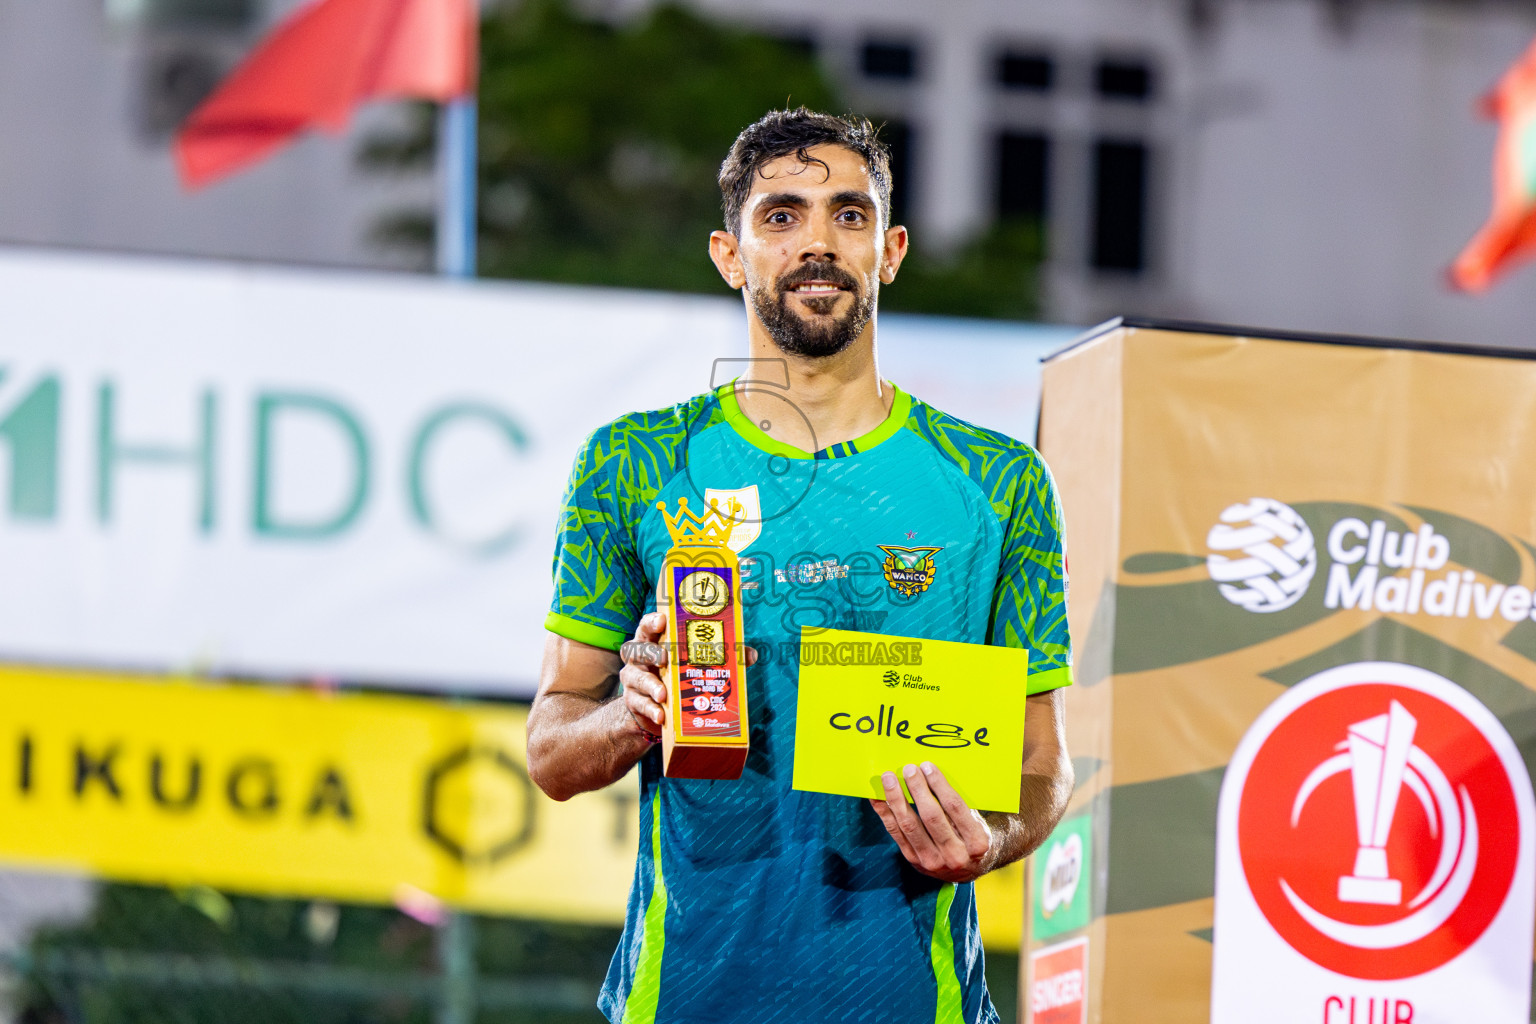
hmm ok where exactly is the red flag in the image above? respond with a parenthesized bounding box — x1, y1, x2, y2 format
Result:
(174, 0, 475, 189)
(1450, 38, 1536, 291)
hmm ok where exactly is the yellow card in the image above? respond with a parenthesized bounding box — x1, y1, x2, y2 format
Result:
(790, 627, 1029, 813)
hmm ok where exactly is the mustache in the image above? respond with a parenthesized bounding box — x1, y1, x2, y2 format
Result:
(774, 262, 861, 294)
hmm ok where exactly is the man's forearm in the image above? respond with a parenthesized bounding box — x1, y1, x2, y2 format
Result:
(527, 690, 653, 802)
(983, 759, 1075, 872)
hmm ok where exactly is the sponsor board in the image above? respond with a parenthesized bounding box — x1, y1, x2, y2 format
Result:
(1033, 813, 1092, 940)
(1030, 937, 1088, 1024)
(1036, 321, 1536, 1022)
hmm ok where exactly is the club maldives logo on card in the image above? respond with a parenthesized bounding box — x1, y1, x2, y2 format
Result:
(1211, 662, 1536, 1023)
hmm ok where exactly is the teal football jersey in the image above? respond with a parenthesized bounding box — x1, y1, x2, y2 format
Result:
(546, 383, 1072, 1024)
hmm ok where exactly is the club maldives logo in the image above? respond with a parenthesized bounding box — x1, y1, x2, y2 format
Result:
(1214, 662, 1533, 1007)
(1206, 499, 1536, 629)
(1207, 498, 1318, 613)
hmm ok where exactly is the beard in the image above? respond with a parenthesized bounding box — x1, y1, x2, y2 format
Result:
(748, 262, 876, 358)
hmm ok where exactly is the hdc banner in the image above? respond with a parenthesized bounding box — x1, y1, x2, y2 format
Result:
(1029, 320, 1536, 1023)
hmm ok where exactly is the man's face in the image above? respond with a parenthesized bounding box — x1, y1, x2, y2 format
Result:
(723, 145, 902, 358)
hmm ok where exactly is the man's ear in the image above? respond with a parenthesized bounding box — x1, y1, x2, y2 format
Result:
(710, 231, 746, 290)
(880, 225, 910, 285)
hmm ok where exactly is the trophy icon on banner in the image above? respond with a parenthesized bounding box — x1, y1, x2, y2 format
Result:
(654, 495, 751, 781)
(1338, 701, 1417, 905)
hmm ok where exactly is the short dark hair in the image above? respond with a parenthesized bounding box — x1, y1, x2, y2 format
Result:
(718, 108, 894, 236)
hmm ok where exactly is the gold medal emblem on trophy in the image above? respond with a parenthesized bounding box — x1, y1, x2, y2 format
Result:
(655, 495, 751, 779)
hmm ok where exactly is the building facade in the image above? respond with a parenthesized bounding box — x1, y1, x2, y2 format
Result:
(0, 0, 425, 271)
(3, 0, 1536, 347)
(674, 0, 1536, 346)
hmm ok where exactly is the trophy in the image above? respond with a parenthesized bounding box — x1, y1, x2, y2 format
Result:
(654, 495, 750, 780)
(1337, 701, 1416, 905)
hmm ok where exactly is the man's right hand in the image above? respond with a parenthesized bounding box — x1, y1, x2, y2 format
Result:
(528, 611, 756, 800)
(619, 611, 671, 741)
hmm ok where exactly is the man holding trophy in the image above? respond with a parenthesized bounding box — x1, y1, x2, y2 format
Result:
(527, 109, 1074, 1024)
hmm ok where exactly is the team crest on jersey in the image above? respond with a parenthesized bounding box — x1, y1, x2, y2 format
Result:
(704, 486, 760, 553)
(878, 545, 942, 597)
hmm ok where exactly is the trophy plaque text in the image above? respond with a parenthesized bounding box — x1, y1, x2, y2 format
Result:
(656, 496, 750, 780)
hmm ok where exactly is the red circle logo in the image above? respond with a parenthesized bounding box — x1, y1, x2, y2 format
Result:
(1236, 665, 1520, 979)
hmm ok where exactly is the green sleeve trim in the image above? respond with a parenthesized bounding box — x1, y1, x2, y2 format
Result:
(1027, 665, 1073, 696)
(544, 613, 627, 652)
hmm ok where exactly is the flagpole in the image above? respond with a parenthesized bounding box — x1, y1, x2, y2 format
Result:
(436, 97, 477, 279)
(432, 16, 478, 1019)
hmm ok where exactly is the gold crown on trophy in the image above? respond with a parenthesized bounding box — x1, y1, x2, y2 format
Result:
(657, 496, 743, 548)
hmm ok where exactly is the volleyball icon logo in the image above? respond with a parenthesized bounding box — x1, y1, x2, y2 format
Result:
(1207, 497, 1317, 613)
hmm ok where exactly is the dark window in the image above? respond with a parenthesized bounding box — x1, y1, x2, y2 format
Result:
(880, 120, 914, 224)
(138, 46, 227, 138)
(995, 133, 1049, 220)
(1096, 60, 1154, 100)
(127, 0, 254, 27)
(1091, 140, 1148, 272)
(862, 42, 916, 80)
(996, 52, 1053, 91)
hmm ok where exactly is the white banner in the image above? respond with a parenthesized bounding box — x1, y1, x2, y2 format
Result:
(0, 247, 1069, 695)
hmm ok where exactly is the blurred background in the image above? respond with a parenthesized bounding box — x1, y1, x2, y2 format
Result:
(0, 1, 1532, 1022)
(5, 0, 1536, 339)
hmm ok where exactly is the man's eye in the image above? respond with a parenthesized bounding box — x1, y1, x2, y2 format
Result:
(768, 211, 793, 224)
(837, 210, 866, 224)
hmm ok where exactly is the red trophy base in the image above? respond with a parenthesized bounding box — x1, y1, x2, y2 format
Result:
(661, 734, 748, 780)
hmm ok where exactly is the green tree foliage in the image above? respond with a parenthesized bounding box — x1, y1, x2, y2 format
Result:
(363, 0, 1042, 318)
(365, 0, 835, 293)
(881, 221, 1043, 320)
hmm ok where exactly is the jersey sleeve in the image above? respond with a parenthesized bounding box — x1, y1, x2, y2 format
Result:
(544, 429, 648, 651)
(989, 453, 1073, 695)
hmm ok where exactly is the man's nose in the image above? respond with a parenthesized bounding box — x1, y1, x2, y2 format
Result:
(800, 213, 839, 262)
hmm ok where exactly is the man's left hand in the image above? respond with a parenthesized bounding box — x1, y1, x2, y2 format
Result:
(870, 761, 993, 884)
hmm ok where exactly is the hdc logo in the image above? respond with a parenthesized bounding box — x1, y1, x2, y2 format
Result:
(1212, 663, 1535, 1022)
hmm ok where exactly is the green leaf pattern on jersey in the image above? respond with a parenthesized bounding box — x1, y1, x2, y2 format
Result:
(548, 394, 725, 648)
(901, 401, 1072, 678)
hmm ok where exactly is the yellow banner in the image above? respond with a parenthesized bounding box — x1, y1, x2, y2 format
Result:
(0, 664, 638, 922)
(0, 663, 1025, 948)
